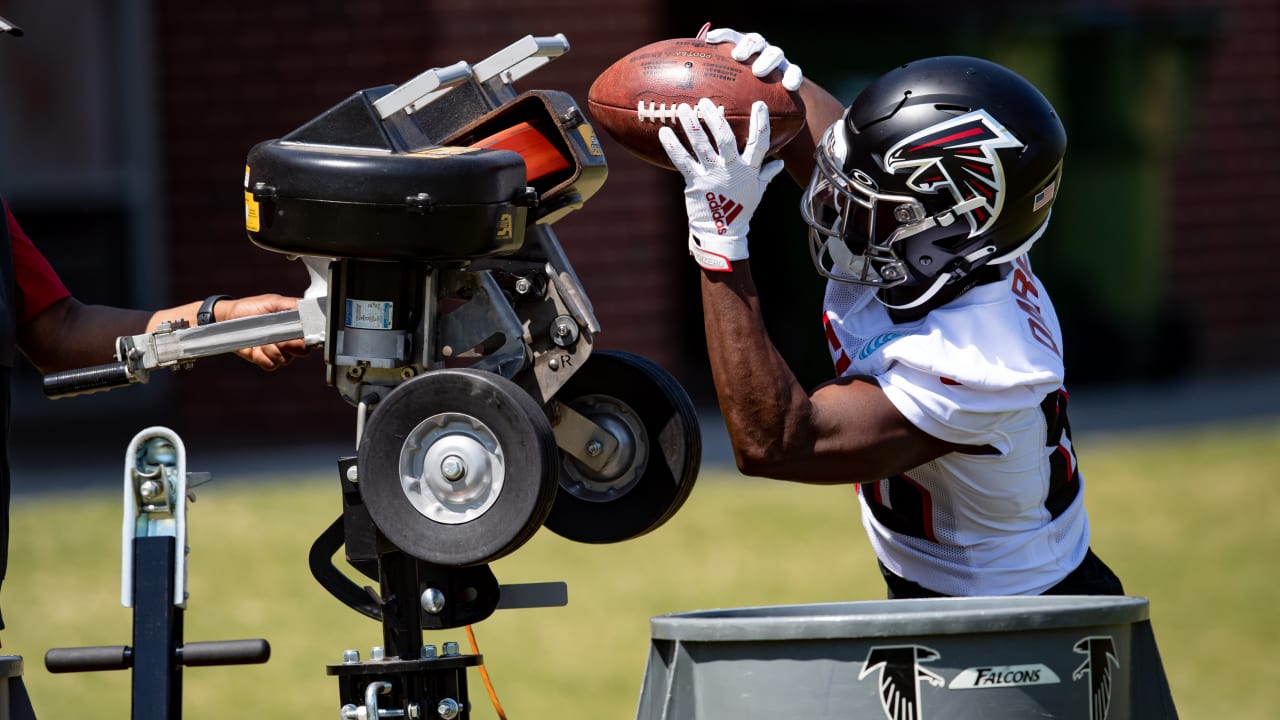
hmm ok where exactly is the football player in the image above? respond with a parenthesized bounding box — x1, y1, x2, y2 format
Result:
(660, 28, 1123, 598)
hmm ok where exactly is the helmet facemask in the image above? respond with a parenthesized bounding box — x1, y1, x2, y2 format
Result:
(802, 125, 990, 297)
(802, 119, 1047, 312)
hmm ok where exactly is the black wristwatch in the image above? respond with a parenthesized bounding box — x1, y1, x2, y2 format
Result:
(197, 294, 233, 325)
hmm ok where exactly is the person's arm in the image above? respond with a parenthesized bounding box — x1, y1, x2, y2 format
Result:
(17, 294, 305, 374)
(657, 77, 963, 486)
(700, 264, 962, 484)
(777, 78, 846, 186)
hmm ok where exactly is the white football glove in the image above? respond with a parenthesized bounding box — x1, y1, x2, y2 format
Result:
(659, 98, 785, 272)
(703, 27, 803, 92)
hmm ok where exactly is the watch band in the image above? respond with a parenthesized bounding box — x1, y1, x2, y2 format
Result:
(197, 294, 232, 325)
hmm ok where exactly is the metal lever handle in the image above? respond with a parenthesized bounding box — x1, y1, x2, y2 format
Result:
(45, 645, 130, 673)
(46, 639, 269, 673)
(339, 681, 406, 720)
(179, 639, 271, 667)
(41, 298, 325, 400)
(42, 361, 136, 399)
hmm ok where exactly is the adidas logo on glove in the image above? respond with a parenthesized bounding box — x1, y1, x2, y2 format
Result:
(705, 193, 743, 235)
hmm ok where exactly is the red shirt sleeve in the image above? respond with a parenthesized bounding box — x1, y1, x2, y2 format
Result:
(4, 201, 71, 324)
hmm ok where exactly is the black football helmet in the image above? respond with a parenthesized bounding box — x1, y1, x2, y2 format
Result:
(801, 56, 1066, 311)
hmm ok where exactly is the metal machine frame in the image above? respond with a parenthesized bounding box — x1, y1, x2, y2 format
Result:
(42, 35, 701, 720)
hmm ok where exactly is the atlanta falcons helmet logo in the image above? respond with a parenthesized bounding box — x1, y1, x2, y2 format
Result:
(859, 644, 945, 720)
(883, 109, 1024, 239)
(1073, 635, 1121, 720)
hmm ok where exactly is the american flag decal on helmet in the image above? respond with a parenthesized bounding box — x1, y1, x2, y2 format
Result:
(884, 109, 1024, 238)
(1033, 180, 1056, 212)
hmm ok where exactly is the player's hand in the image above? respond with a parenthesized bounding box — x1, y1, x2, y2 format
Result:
(659, 98, 785, 271)
(216, 294, 311, 370)
(702, 27, 803, 92)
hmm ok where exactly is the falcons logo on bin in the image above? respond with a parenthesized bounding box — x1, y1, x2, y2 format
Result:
(883, 109, 1024, 239)
(858, 644, 945, 720)
(1073, 635, 1121, 720)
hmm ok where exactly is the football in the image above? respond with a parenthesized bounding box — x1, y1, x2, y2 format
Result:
(587, 37, 806, 170)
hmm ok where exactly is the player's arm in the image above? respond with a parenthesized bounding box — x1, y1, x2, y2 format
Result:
(659, 92, 961, 485)
(777, 80, 845, 186)
(700, 266, 963, 484)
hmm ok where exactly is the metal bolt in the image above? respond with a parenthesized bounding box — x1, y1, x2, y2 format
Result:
(340, 703, 360, 720)
(439, 455, 466, 482)
(548, 358, 560, 371)
(442, 641, 460, 657)
(559, 106, 584, 127)
(399, 367, 417, 380)
(370, 646, 385, 661)
(138, 480, 162, 500)
(585, 440, 603, 457)
(345, 465, 359, 483)
(550, 315, 579, 347)
(343, 649, 360, 664)
(437, 698, 462, 720)
(421, 587, 446, 614)
(408, 703, 421, 719)
(514, 278, 532, 295)
(421, 645, 438, 659)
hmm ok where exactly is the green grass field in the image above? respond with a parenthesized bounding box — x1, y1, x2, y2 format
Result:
(5, 418, 1278, 718)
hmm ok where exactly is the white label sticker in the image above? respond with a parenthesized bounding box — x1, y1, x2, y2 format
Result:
(949, 664, 1060, 689)
(345, 299, 394, 330)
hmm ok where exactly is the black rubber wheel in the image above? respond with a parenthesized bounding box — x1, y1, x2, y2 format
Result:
(543, 351, 701, 543)
(358, 369, 559, 566)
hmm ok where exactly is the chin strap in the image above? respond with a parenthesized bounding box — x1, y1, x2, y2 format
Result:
(880, 214, 1052, 312)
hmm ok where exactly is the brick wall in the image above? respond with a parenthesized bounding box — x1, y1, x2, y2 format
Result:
(149, 0, 1280, 446)
(153, 1, 684, 445)
(1163, 0, 1280, 374)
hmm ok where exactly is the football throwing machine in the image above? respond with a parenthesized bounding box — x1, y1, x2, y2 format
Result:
(41, 34, 701, 720)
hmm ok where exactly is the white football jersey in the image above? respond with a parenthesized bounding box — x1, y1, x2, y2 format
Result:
(822, 254, 1089, 596)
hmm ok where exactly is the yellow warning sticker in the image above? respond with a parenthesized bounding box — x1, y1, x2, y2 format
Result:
(244, 191, 260, 232)
(496, 213, 514, 240)
(577, 125, 603, 156)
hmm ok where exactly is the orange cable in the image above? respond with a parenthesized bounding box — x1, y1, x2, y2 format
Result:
(466, 624, 509, 720)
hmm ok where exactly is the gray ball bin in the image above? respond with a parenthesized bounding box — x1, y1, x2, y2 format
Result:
(0, 655, 24, 720)
(637, 596, 1176, 720)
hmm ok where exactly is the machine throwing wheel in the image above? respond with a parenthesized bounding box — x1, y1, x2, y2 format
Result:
(544, 351, 701, 543)
(358, 369, 559, 566)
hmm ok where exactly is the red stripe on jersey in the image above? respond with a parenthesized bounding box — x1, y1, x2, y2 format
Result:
(823, 314, 851, 374)
(899, 474, 938, 543)
(822, 315, 840, 349)
(1055, 444, 1075, 480)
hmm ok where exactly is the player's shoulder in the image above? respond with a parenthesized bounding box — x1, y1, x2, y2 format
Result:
(885, 270, 1065, 392)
